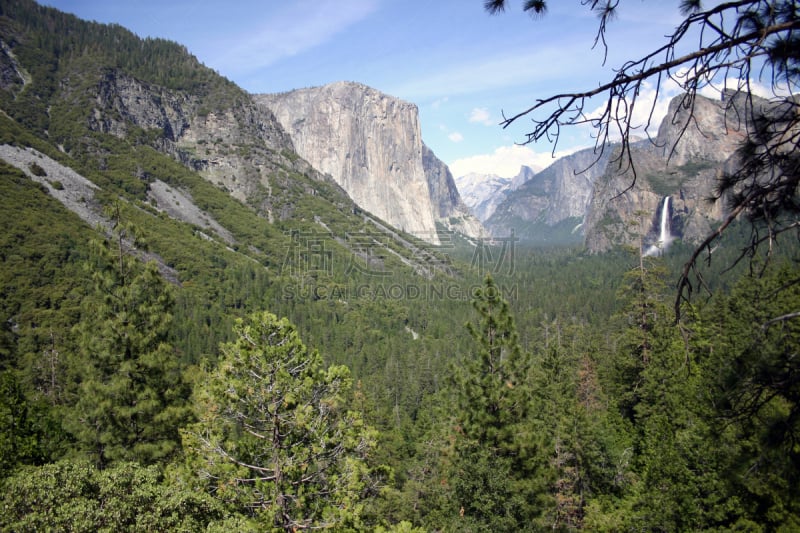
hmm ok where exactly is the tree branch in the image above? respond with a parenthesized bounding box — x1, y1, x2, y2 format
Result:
(501, 19, 800, 132)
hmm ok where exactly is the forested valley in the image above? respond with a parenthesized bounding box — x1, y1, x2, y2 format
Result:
(1, 1, 799, 531)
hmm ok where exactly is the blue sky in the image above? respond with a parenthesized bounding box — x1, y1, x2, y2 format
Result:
(42, 1, 690, 177)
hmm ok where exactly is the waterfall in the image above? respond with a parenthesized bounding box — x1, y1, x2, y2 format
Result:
(643, 196, 673, 257)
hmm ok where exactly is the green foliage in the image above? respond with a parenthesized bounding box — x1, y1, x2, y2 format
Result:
(185, 311, 380, 531)
(492, 216, 585, 246)
(447, 274, 549, 530)
(27, 161, 46, 176)
(697, 265, 800, 528)
(65, 206, 190, 467)
(0, 1, 799, 530)
(0, 0, 244, 124)
(374, 520, 427, 533)
(0, 164, 84, 371)
(0, 371, 49, 476)
(0, 460, 225, 531)
(460, 274, 530, 446)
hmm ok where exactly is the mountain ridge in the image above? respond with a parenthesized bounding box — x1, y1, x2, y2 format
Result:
(452, 92, 763, 252)
(0, 0, 454, 283)
(485, 146, 612, 242)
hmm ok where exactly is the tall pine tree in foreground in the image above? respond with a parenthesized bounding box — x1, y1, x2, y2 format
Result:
(449, 274, 549, 531)
(184, 310, 379, 532)
(66, 205, 189, 467)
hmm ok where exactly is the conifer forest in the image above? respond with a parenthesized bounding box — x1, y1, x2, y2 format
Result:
(0, 1, 799, 531)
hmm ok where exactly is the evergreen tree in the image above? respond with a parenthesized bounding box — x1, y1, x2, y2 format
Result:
(535, 323, 588, 530)
(610, 250, 672, 421)
(698, 264, 800, 528)
(184, 310, 378, 532)
(449, 274, 549, 530)
(599, 255, 728, 530)
(0, 371, 49, 476)
(65, 205, 189, 467)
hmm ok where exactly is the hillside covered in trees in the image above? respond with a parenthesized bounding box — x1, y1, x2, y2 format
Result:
(0, 1, 799, 531)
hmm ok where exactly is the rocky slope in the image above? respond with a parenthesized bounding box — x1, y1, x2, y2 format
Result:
(583, 92, 754, 252)
(87, 69, 333, 222)
(0, 144, 105, 230)
(0, 0, 456, 287)
(255, 82, 484, 244)
(421, 143, 486, 239)
(486, 146, 612, 239)
(0, 143, 182, 282)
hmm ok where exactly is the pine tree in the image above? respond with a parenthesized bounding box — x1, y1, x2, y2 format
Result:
(184, 310, 378, 532)
(449, 274, 549, 531)
(606, 255, 725, 530)
(611, 252, 670, 421)
(535, 323, 587, 530)
(0, 371, 49, 475)
(65, 205, 189, 467)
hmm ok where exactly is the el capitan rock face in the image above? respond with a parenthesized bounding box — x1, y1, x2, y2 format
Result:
(44, 58, 482, 244)
(256, 82, 482, 243)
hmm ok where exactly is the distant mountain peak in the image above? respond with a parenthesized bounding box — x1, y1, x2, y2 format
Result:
(454, 173, 514, 223)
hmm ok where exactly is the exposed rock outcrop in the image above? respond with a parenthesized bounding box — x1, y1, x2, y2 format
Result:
(0, 144, 105, 230)
(422, 143, 486, 239)
(256, 82, 477, 244)
(0, 39, 30, 94)
(0, 144, 181, 282)
(86, 68, 328, 219)
(147, 179, 235, 244)
(486, 147, 611, 238)
(583, 92, 755, 252)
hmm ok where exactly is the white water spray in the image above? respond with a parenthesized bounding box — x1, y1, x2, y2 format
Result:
(644, 196, 673, 257)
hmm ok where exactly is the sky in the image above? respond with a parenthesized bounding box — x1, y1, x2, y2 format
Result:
(41, 1, 701, 178)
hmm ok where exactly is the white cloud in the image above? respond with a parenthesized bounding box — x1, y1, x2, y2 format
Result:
(582, 68, 798, 146)
(668, 66, 793, 101)
(448, 132, 464, 143)
(583, 80, 679, 141)
(549, 68, 794, 153)
(449, 144, 582, 178)
(469, 107, 494, 126)
(697, 76, 792, 100)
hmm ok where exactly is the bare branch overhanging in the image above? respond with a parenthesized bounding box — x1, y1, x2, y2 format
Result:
(490, 0, 800, 319)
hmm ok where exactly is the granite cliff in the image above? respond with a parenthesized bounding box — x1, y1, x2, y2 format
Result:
(454, 172, 514, 223)
(0, 1, 456, 283)
(583, 92, 754, 252)
(453, 93, 759, 250)
(255, 82, 484, 244)
(421, 143, 486, 239)
(486, 147, 612, 241)
(86, 69, 339, 224)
